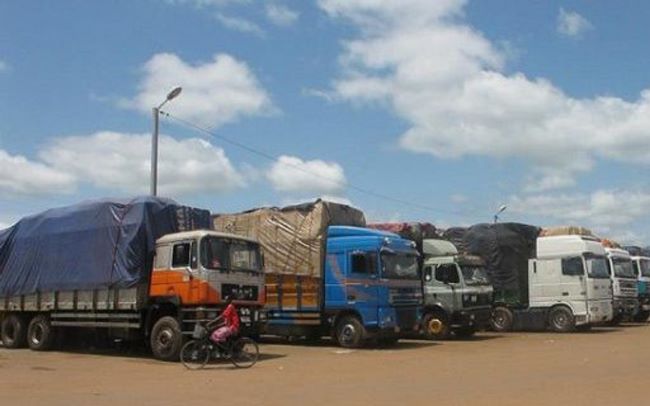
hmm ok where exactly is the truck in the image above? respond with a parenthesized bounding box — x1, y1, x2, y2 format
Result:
(367, 223, 493, 339)
(0, 197, 266, 361)
(603, 244, 639, 324)
(624, 246, 650, 322)
(213, 200, 422, 347)
(448, 224, 613, 332)
(419, 239, 493, 339)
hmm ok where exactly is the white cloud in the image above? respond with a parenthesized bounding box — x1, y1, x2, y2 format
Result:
(267, 155, 347, 193)
(123, 53, 273, 128)
(319, 0, 650, 191)
(266, 4, 299, 26)
(557, 8, 593, 38)
(40, 131, 245, 196)
(0, 59, 8, 72)
(165, 0, 249, 7)
(0, 150, 76, 196)
(508, 190, 650, 244)
(215, 13, 265, 36)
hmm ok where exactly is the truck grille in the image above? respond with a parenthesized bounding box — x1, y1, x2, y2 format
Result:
(222, 284, 259, 301)
(389, 288, 422, 305)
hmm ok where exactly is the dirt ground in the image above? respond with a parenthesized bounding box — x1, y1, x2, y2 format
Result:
(2, 324, 650, 406)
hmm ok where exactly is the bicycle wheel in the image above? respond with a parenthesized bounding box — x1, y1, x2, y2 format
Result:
(230, 337, 259, 369)
(180, 340, 210, 370)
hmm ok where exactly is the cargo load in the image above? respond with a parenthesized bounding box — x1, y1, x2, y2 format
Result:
(540, 226, 597, 238)
(368, 222, 439, 254)
(624, 246, 650, 257)
(212, 199, 366, 277)
(442, 223, 540, 306)
(0, 196, 210, 297)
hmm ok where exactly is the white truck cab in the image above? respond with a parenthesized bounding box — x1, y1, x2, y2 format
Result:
(604, 246, 639, 324)
(532, 235, 613, 328)
(631, 254, 650, 321)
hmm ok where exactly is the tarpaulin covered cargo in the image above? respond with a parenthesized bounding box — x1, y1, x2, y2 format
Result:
(442, 223, 540, 306)
(212, 199, 366, 277)
(368, 222, 439, 254)
(540, 226, 596, 238)
(623, 246, 650, 257)
(0, 196, 210, 297)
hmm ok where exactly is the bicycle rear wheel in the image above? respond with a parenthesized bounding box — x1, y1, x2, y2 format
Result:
(230, 337, 259, 368)
(180, 340, 210, 370)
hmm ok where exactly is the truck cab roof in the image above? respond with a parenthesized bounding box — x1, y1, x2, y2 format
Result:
(537, 235, 605, 259)
(156, 229, 259, 245)
(604, 246, 631, 259)
(327, 226, 417, 252)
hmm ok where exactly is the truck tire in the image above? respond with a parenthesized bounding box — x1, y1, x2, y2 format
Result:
(27, 314, 55, 351)
(150, 316, 183, 361)
(548, 306, 575, 333)
(608, 313, 623, 326)
(421, 312, 450, 340)
(633, 310, 650, 323)
(1, 314, 28, 348)
(335, 315, 365, 348)
(490, 307, 514, 332)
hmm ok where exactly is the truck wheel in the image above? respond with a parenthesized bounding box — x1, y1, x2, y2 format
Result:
(335, 316, 365, 348)
(454, 327, 476, 339)
(421, 312, 450, 340)
(1, 314, 28, 348)
(150, 316, 183, 361)
(548, 306, 575, 333)
(27, 314, 55, 351)
(608, 313, 623, 326)
(633, 311, 650, 323)
(490, 307, 513, 332)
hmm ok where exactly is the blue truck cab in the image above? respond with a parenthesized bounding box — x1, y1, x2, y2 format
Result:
(322, 226, 422, 347)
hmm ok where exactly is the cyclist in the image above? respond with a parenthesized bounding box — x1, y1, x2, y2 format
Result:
(209, 296, 240, 343)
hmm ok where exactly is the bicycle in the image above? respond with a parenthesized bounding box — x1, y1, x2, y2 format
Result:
(180, 323, 259, 370)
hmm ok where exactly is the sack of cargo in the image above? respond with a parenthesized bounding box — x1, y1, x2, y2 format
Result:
(212, 199, 365, 277)
(540, 226, 596, 238)
(368, 222, 439, 253)
(0, 196, 210, 297)
(601, 239, 622, 249)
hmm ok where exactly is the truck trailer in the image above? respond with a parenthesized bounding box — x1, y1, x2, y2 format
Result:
(450, 224, 613, 332)
(213, 200, 422, 347)
(368, 223, 493, 339)
(0, 197, 266, 361)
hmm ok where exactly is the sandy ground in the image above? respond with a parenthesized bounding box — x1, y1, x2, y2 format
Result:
(1, 325, 650, 406)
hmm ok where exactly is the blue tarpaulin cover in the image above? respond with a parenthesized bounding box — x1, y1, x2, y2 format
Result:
(0, 196, 209, 297)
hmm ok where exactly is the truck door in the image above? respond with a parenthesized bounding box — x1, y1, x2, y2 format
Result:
(346, 250, 380, 326)
(560, 256, 587, 313)
(432, 264, 460, 311)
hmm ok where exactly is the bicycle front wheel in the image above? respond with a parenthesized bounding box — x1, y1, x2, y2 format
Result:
(230, 337, 259, 369)
(180, 340, 210, 370)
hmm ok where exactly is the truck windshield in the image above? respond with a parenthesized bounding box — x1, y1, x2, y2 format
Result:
(612, 257, 635, 279)
(381, 252, 419, 280)
(460, 265, 490, 285)
(201, 237, 262, 272)
(585, 255, 609, 279)
(640, 259, 650, 277)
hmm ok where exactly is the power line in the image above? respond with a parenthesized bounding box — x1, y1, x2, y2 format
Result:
(160, 110, 481, 218)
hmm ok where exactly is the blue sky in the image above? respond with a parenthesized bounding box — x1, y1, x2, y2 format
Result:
(1, 0, 649, 244)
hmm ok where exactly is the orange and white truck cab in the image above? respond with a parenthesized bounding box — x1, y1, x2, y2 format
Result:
(149, 230, 266, 350)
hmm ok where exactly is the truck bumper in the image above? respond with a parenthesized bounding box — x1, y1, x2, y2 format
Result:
(451, 307, 492, 330)
(586, 300, 613, 325)
(375, 306, 420, 337)
(638, 296, 650, 312)
(613, 297, 639, 319)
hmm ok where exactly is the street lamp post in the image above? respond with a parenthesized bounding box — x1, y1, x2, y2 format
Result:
(493, 205, 507, 224)
(151, 86, 182, 196)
